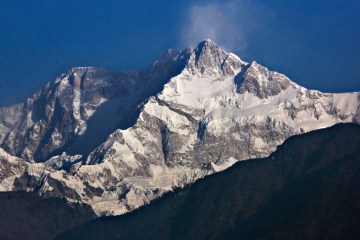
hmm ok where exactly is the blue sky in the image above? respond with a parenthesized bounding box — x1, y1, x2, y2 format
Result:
(0, 0, 359, 106)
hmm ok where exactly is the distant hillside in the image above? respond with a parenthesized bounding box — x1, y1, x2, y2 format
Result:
(56, 123, 360, 240)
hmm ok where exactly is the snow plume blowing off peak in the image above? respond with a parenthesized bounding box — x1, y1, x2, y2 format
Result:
(180, 0, 270, 53)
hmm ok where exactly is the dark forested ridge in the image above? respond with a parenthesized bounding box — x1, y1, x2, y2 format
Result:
(0, 191, 95, 240)
(56, 123, 360, 240)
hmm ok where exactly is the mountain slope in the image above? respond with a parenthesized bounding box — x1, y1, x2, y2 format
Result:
(56, 123, 360, 240)
(0, 49, 190, 162)
(0, 40, 359, 216)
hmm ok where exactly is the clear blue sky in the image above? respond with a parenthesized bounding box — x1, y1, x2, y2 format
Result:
(0, 0, 359, 106)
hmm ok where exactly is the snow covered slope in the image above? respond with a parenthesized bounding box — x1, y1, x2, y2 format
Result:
(0, 40, 359, 216)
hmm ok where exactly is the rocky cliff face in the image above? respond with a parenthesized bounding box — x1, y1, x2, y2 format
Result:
(0, 40, 359, 216)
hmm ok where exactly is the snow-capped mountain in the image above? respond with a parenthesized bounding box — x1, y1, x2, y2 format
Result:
(0, 40, 359, 216)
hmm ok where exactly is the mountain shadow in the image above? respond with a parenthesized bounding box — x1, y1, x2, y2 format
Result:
(0, 191, 95, 240)
(56, 123, 360, 240)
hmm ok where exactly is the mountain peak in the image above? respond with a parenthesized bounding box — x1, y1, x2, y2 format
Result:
(197, 39, 217, 48)
(69, 66, 101, 75)
(187, 39, 244, 76)
(195, 39, 221, 56)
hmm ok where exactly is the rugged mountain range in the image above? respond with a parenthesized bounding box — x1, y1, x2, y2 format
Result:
(0, 40, 359, 216)
(56, 123, 360, 240)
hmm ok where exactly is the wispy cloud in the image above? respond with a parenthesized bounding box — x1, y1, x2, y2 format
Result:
(180, 0, 269, 53)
